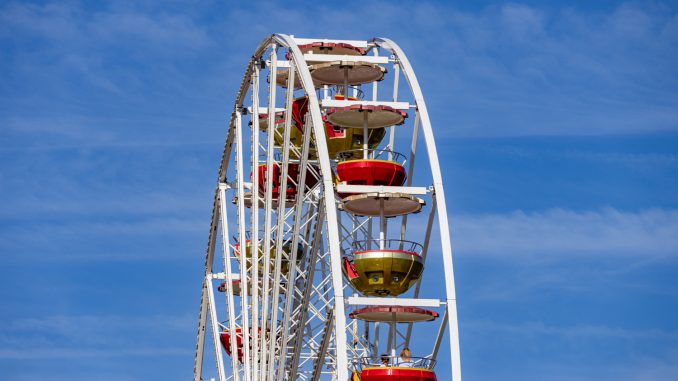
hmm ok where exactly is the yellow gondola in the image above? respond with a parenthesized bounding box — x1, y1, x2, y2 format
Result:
(234, 239, 303, 275)
(342, 239, 424, 297)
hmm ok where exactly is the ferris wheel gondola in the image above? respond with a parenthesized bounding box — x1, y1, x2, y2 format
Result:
(193, 34, 462, 381)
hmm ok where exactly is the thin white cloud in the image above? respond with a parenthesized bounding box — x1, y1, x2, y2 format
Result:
(0, 314, 195, 359)
(500, 3, 545, 40)
(3, 1, 677, 148)
(2, 115, 116, 141)
(461, 320, 678, 381)
(0, 2, 79, 41)
(87, 9, 211, 49)
(465, 319, 678, 341)
(0, 2, 210, 48)
(0, 216, 206, 261)
(450, 208, 678, 258)
(0, 347, 190, 359)
(563, 151, 678, 168)
(7, 314, 194, 335)
(397, 2, 678, 137)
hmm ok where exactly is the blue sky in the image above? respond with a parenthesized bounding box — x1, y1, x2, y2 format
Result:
(1, 1, 677, 380)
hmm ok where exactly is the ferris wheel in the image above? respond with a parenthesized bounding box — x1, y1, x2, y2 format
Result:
(193, 34, 462, 381)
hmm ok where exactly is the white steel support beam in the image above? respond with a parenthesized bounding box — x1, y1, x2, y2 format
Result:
(206, 276, 227, 381)
(363, 111, 368, 159)
(274, 33, 349, 381)
(288, 205, 326, 380)
(219, 186, 241, 381)
(430, 309, 449, 369)
(379, 199, 385, 250)
(405, 194, 438, 346)
(388, 318, 396, 357)
(335, 184, 429, 195)
(272, 62, 299, 379)
(301, 54, 389, 64)
(247, 106, 285, 114)
(388, 62, 400, 161)
(249, 62, 261, 381)
(311, 308, 334, 381)
(213, 272, 240, 280)
(346, 296, 441, 308)
(367, 216, 373, 250)
(193, 283, 208, 381)
(276, 57, 314, 380)
(372, 48, 379, 102)
(320, 99, 410, 110)
(234, 110, 252, 381)
(259, 42, 278, 381)
(399, 112, 421, 250)
(373, 322, 380, 357)
(266, 52, 296, 381)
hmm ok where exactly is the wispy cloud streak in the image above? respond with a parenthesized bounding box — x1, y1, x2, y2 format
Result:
(451, 208, 678, 257)
(0, 314, 194, 359)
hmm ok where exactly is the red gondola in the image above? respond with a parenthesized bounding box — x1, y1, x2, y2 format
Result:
(256, 163, 319, 202)
(358, 367, 437, 381)
(219, 328, 246, 361)
(219, 328, 265, 362)
(297, 41, 366, 56)
(336, 159, 406, 198)
(335, 149, 407, 199)
(352, 353, 439, 381)
(217, 280, 241, 294)
(336, 160, 406, 186)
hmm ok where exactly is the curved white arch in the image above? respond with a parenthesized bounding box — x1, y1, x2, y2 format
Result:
(273, 33, 350, 381)
(372, 37, 462, 381)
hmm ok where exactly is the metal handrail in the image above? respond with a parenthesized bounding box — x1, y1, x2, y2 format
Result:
(336, 148, 407, 165)
(353, 355, 436, 371)
(327, 85, 365, 100)
(233, 231, 294, 246)
(352, 239, 423, 255)
(233, 230, 266, 242)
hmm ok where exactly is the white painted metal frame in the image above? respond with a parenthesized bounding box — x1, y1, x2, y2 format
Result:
(346, 297, 442, 308)
(301, 54, 389, 64)
(320, 99, 410, 109)
(292, 37, 368, 48)
(372, 37, 463, 381)
(276, 33, 350, 381)
(335, 184, 429, 195)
